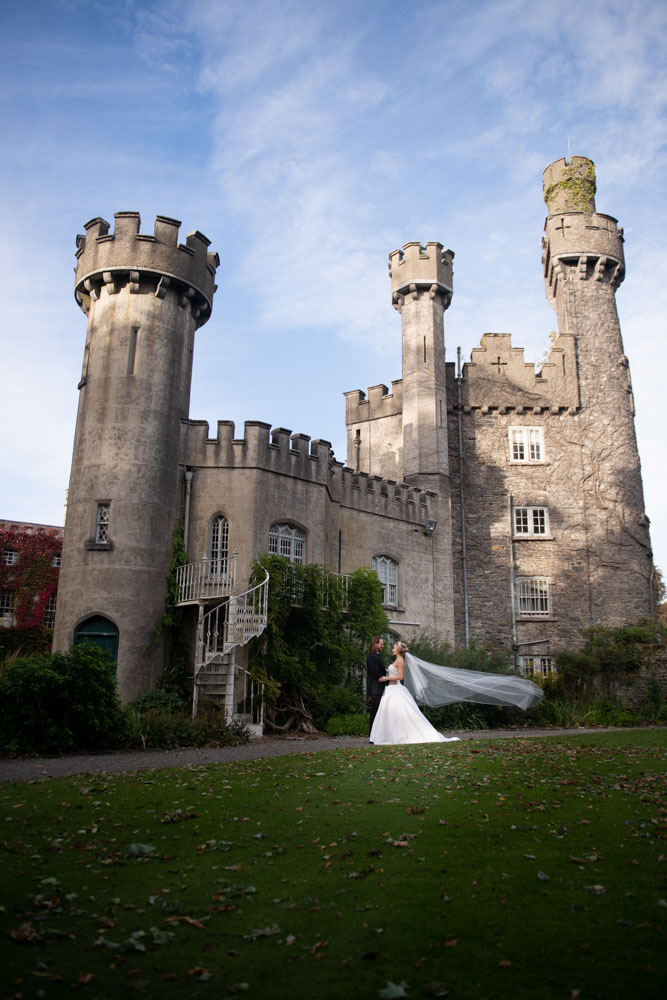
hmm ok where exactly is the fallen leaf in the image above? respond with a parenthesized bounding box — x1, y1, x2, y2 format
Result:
(164, 916, 207, 929)
(126, 843, 156, 857)
(379, 982, 408, 999)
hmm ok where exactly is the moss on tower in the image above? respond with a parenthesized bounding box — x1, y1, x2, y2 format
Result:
(543, 156, 596, 215)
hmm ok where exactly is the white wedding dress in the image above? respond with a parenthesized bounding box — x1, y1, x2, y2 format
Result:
(369, 666, 461, 745)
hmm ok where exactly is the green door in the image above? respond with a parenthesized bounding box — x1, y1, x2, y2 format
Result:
(73, 616, 119, 668)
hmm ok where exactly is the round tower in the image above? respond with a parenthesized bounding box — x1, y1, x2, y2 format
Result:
(388, 240, 456, 643)
(541, 157, 653, 622)
(388, 241, 454, 482)
(53, 213, 219, 701)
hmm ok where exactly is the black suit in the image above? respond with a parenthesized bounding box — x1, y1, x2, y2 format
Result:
(366, 652, 387, 730)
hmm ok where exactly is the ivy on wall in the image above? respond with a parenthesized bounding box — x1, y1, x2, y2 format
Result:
(154, 523, 190, 700)
(248, 555, 388, 733)
(0, 527, 61, 630)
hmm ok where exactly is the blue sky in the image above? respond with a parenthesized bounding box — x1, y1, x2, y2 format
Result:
(2, 0, 666, 575)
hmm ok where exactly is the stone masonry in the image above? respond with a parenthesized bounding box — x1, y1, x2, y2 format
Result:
(54, 157, 655, 701)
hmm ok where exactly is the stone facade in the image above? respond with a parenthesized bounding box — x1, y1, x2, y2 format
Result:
(53, 158, 655, 702)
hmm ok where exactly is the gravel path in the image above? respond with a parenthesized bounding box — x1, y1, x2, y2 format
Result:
(0, 726, 656, 783)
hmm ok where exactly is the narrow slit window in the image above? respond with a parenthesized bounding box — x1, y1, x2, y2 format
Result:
(127, 327, 139, 375)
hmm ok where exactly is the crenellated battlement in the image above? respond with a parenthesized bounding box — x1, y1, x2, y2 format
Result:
(542, 157, 625, 309)
(449, 332, 580, 411)
(183, 417, 431, 522)
(337, 466, 432, 521)
(542, 212, 625, 306)
(74, 212, 219, 327)
(184, 419, 332, 484)
(344, 380, 403, 425)
(389, 241, 454, 305)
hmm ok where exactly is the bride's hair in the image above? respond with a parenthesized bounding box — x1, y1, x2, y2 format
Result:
(395, 641, 409, 655)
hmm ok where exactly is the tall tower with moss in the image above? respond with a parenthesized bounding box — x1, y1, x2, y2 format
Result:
(53, 213, 219, 701)
(541, 156, 654, 620)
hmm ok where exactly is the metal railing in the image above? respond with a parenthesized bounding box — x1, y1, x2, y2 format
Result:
(176, 552, 238, 604)
(192, 567, 270, 718)
(234, 664, 265, 729)
(282, 566, 350, 609)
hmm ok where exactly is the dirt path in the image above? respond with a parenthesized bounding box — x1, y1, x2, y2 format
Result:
(1, 726, 658, 783)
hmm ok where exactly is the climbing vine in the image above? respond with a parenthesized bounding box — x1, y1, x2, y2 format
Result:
(544, 160, 596, 212)
(0, 527, 61, 631)
(248, 555, 388, 733)
(154, 523, 190, 700)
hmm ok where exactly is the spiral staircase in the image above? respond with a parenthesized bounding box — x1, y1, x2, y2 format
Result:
(175, 555, 269, 736)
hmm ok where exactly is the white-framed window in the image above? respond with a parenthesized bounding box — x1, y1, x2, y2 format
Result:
(210, 515, 229, 576)
(516, 576, 551, 618)
(95, 503, 111, 543)
(43, 594, 57, 629)
(269, 523, 305, 565)
(514, 506, 549, 537)
(372, 555, 398, 607)
(2, 549, 18, 566)
(519, 656, 556, 679)
(509, 426, 545, 463)
(52, 553, 62, 567)
(0, 592, 15, 627)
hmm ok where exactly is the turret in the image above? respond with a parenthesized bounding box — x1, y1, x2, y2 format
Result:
(389, 241, 454, 482)
(542, 157, 625, 330)
(541, 157, 653, 622)
(53, 213, 219, 701)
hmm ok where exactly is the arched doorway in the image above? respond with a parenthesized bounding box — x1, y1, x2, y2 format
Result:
(73, 615, 119, 668)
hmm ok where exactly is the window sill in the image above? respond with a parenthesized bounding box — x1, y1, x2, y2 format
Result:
(516, 616, 556, 622)
(513, 535, 554, 541)
(86, 541, 113, 551)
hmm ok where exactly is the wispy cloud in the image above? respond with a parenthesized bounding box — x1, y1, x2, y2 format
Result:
(1, 0, 665, 568)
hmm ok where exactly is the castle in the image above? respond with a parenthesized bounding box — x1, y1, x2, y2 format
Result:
(53, 156, 655, 719)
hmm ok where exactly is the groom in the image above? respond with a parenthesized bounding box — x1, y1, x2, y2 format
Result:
(366, 636, 387, 733)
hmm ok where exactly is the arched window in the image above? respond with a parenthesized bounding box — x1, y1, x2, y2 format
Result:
(269, 523, 305, 565)
(210, 515, 229, 576)
(372, 555, 398, 607)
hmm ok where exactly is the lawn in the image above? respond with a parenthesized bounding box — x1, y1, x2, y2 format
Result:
(1, 731, 665, 1000)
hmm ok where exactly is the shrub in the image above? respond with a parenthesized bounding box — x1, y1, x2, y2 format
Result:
(325, 714, 369, 736)
(128, 690, 188, 714)
(0, 644, 127, 756)
(423, 702, 490, 731)
(0, 625, 53, 661)
(127, 707, 249, 749)
(555, 620, 666, 700)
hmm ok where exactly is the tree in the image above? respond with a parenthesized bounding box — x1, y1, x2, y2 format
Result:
(247, 555, 387, 733)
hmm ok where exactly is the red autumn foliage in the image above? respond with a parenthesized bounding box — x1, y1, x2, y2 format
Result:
(0, 527, 62, 628)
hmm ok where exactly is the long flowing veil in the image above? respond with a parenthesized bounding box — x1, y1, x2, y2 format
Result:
(403, 652, 543, 711)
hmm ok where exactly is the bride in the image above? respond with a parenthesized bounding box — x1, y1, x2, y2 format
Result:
(369, 641, 543, 746)
(370, 641, 460, 745)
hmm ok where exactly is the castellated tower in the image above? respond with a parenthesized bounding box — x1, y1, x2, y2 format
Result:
(541, 156, 653, 622)
(345, 242, 456, 642)
(53, 213, 219, 701)
(389, 242, 454, 483)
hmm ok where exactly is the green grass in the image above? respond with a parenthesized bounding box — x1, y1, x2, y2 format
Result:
(1, 731, 665, 999)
